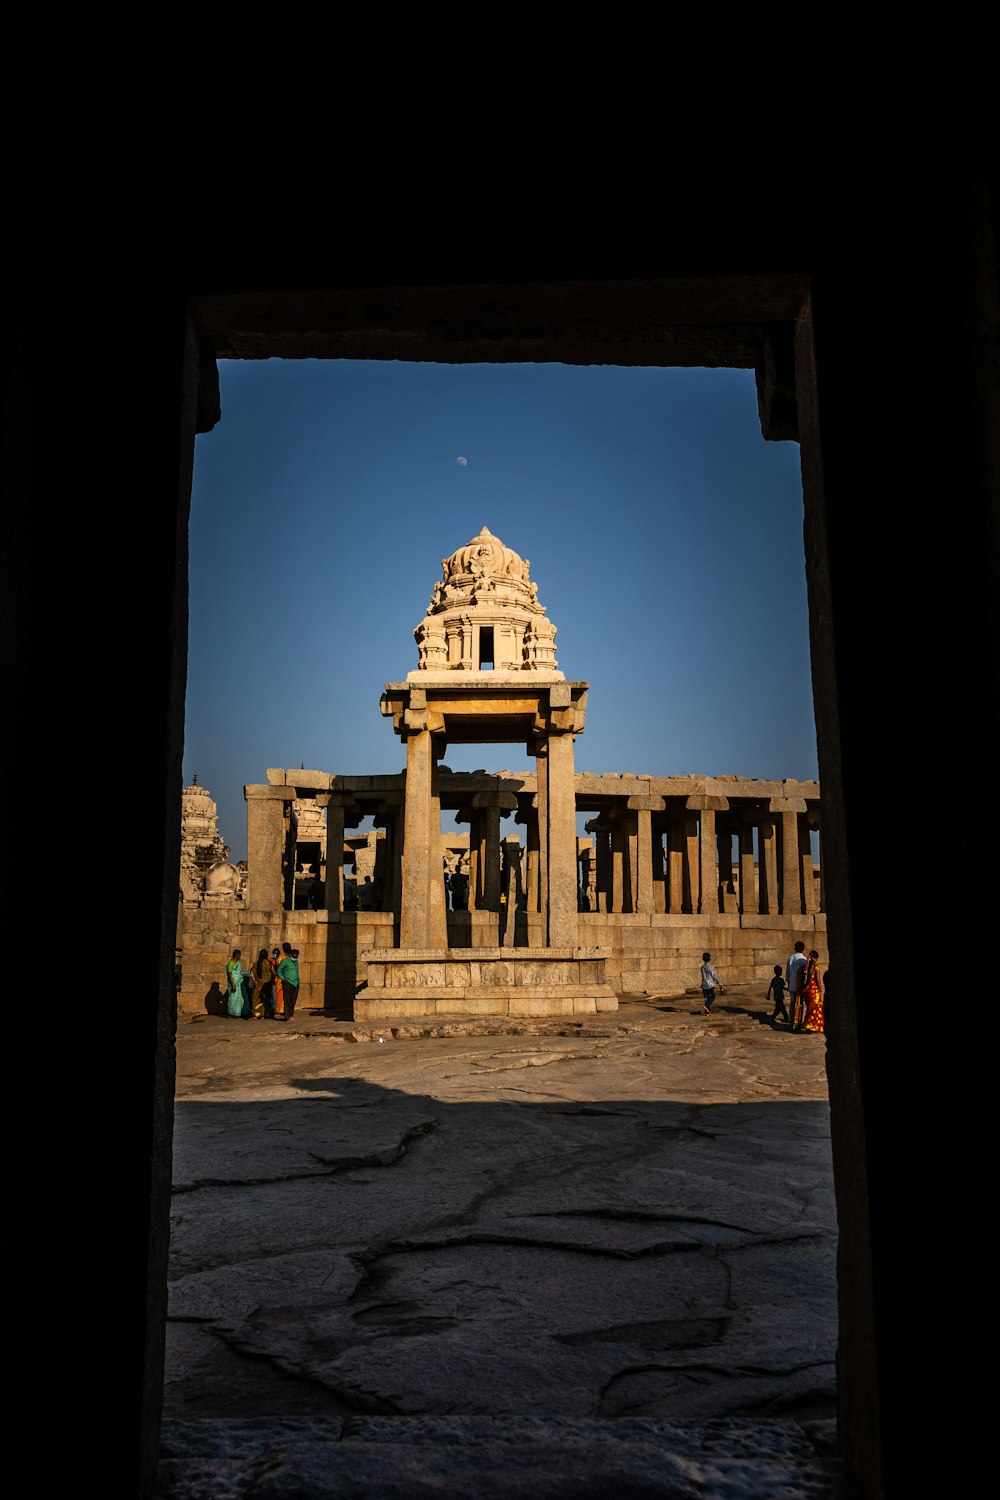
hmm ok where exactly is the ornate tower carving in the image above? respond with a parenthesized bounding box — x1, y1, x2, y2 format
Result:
(411, 525, 562, 678)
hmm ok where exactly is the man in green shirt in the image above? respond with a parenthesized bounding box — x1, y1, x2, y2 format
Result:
(276, 943, 300, 1020)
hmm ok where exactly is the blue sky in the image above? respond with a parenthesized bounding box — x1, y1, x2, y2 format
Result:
(185, 360, 815, 861)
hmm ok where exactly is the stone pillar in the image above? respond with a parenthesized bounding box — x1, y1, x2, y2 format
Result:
(667, 816, 685, 913)
(687, 795, 728, 917)
(502, 837, 522, 944)
(699, 808, 718, 916)
(625, 812, 639, 914)
(800, 819, 818, 914)
(717, 823, 738, 913)
(400, 728, 435, 947)
(471, 809, 487, 910)
(628, 795, 665, 915)
(545, 731, 578, 948)
(779, 804, 804, 915)
(535, 749, 549, 931)
(460, 615, 474, 669)
(459, 808, 478, 911)
(321, 793, 360, 915)
(428, 762, 448, 946)
(520, 803, 541, 914)
(610, 813, 627, 914)
(591, 822, 611, 913)
(579, 839, 598, 912)
(759, 818, 779, 915)
(484, 807, 502, 911)
(683, 815, 699, 914)
(471, 791, 517, 913)
(245, 784, 293, 910)
(324, 800, 344, 912)
(653, 831, 667, 913)
(739, 819, 758, 914)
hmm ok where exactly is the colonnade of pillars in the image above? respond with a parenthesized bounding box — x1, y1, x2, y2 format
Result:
(246, 784, 821, 927)
(398, 727, 579, 949)
(583, 796, 821, 916)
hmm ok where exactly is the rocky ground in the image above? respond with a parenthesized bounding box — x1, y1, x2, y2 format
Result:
(158, 987, 852, 1497)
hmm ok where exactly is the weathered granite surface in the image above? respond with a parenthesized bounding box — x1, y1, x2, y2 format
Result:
(161, 987, 842, 1496)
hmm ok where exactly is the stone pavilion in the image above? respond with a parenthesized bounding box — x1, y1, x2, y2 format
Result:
(177, 526, 823, 1021)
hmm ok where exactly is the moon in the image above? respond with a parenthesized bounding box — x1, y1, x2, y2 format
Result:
(456, 456, 468, 466)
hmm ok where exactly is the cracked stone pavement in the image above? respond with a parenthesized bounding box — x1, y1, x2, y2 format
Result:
(161, 988, 844, 1496)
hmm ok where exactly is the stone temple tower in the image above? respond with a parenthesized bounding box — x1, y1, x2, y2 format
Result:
(412, 525, 560, 677)
(381, 525, 591, 954)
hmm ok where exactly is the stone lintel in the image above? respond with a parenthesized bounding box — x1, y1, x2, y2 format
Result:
(324, 789, 370, 809)
(570, 773, 822, 798)
(291, 769, 333, 790)
(470, 790, 519, 810)
(334, 774, 406, 791)
(263, 768, 332, 789)
(400, 684, 576, 713)
(245, 784, 297, 802)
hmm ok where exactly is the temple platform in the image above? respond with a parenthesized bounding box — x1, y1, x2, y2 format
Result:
(354, 946, 617, 1019)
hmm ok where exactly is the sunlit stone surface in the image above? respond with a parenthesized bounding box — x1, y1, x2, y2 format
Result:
(159, 989, 844, 1496)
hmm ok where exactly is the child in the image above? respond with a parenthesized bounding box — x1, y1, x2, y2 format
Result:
(700, 953, 723, 1014)
(766, 964, 790, 1024)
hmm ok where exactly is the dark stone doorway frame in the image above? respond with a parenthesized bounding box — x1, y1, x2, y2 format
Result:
(4, 201, 996, 1497)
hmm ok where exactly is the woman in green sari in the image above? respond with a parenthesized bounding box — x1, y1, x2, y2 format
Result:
(225, 949, 250, 1018)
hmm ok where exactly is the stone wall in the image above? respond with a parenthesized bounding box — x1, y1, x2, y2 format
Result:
(178, 903, 826, 1016)
(178, 907, 393, 1019)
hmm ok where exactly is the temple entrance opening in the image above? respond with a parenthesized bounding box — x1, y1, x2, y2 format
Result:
(178, 358, 823, 1015)
(167, 361, 835, 1457)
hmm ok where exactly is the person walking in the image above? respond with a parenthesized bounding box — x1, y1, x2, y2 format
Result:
(766, 964, 790, 1024)
(700, 952, 724, 1015)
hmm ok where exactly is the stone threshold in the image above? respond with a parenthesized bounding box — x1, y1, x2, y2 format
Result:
(157, 1415, 848, 1498)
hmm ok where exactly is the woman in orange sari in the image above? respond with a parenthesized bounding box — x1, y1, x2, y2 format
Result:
(801, 949, 825, 1033)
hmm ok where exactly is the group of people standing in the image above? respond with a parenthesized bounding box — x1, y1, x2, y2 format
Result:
(225, 943, 300, 1021)
(699, 940, 826, 1033)
(768, 940, 826, 1032)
